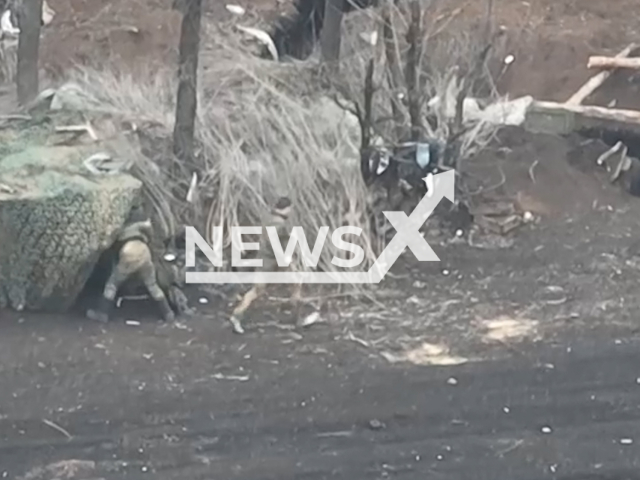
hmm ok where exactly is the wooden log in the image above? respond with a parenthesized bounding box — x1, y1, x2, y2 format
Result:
(587, 56, 640, 69)
(525, 99, 640, 136)
(532, 100, 640, 124)
(566, 43, 636, 105)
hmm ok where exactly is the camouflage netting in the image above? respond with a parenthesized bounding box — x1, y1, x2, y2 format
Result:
(0, 145, 142, 312)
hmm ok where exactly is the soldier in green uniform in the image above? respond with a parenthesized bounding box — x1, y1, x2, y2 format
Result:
(86, 219, 176, 323)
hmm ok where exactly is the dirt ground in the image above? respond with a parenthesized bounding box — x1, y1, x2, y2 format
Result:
(4, 0, 640, 478)
(32, 0, 640, 104)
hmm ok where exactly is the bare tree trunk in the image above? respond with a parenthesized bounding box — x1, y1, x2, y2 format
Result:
(173, 0, 203, 162)
(16, 0, 44, 106)
(382, 0, 407, 140)
(404, 0, 423, 141)
(320, 0, 344, 63)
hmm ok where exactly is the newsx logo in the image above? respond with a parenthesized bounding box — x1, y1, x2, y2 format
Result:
(184, 170, 455, 284)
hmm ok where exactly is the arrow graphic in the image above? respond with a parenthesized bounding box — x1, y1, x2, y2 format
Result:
(186, 170, 455, 284)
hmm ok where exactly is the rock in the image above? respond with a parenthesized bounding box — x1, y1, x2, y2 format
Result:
(0, 145, 142, 312)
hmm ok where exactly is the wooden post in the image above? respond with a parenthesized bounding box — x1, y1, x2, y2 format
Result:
(173, 0, 203, 162)
(533, 100, 640, 124)
(16, 0, 44, 105)
(320, 0, 344, 63)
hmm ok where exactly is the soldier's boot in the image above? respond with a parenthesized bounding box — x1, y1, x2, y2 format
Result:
(86, 295, 114, 323)
(86, 269, 123, 323)
(144, 278, 175, 322)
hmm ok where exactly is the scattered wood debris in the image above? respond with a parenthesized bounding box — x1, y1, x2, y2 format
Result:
(567, 43, 637, 105)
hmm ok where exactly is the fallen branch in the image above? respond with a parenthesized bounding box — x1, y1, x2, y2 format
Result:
(566, 43, 637, 105)
(587, 55, 640, 69)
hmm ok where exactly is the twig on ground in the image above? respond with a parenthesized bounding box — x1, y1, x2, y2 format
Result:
(528, 159, 539, 183)
(42, 419, 72, 439)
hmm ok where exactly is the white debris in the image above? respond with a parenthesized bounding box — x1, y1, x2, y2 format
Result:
(186, 172, 198, 203)
(424, 173, 434, 197)
(620, 438, 633, 445)
(442, 269, 450, 276)
(236, 25, 278, 61)
(0, 10, 18, 36)
(1, 1, 55, 36)
(541, 426, 552, 434)
(126, 320, 141, 326)
(42, 1, 55, 25)
(504, 54, 515, 65)
(455, 229, 464, 237)
(523, 211, 534, 222)
(226, 4, 245, 15)
(446, 377, 458, 385)
(359, 30, 378, 46)
(198, 297, 209, 304)
(299, 311, 322, 327)
(163, 253, 177, 262)
(83, 152, 129, 175)
(503, 406, 510, 413)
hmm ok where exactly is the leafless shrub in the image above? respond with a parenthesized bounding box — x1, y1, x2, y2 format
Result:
(332, 0, 507, 185)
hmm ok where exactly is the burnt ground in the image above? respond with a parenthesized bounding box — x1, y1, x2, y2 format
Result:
(5, 0, 640, 478)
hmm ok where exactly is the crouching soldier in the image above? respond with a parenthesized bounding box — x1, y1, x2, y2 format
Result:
(87, 219, 178, 323)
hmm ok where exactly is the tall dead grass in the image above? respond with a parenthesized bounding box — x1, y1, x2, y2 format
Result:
(60, 46, 384, 287)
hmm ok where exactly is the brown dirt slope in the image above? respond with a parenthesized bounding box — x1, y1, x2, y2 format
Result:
(32, 0, 640, 106)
